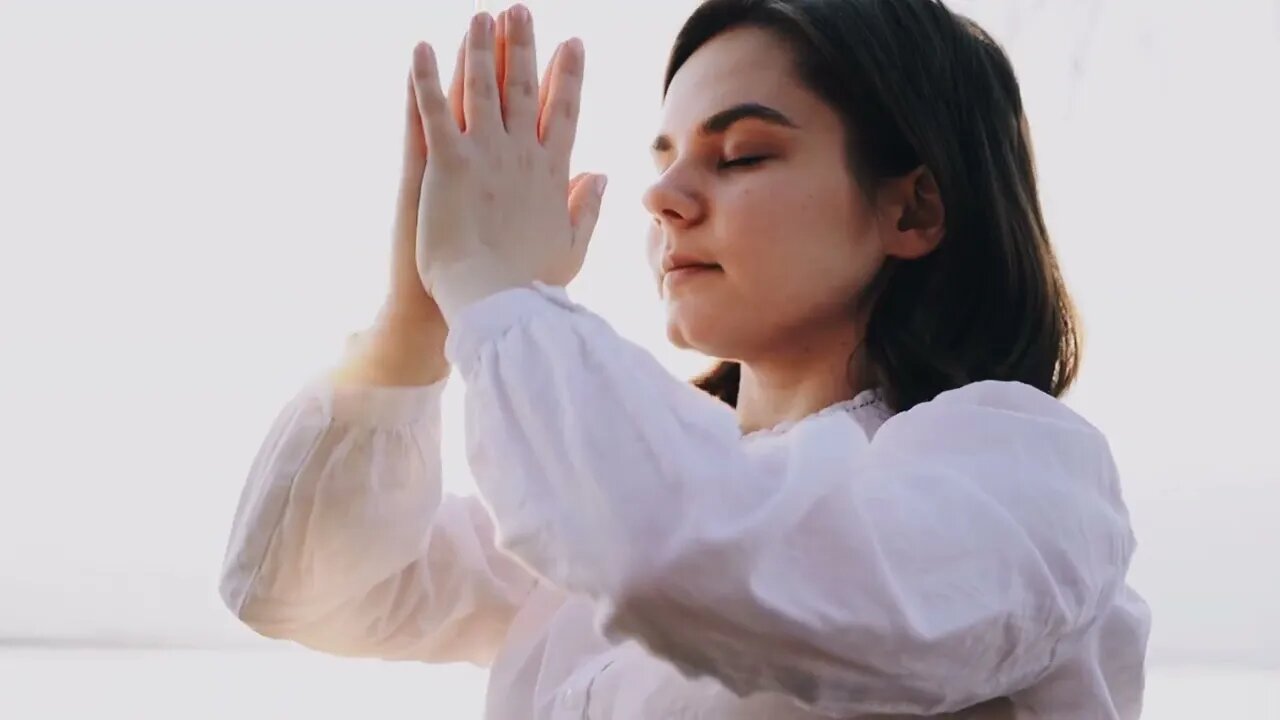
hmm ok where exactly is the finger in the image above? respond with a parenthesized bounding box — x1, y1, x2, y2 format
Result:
(502, 4, 539, 136)
(463, 13, 503, 134)
(540, 37, 585, 162)
(402, 69, 427, 170)
(536, 42, 561, 142)
(448, 35, 467, 131)
(412, 43, 461, 154)
(495, 9, 509, 109)
(569, 173, 608, 250)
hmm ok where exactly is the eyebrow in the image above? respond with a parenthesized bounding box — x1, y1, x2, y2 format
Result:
(651, 102, 798, 153)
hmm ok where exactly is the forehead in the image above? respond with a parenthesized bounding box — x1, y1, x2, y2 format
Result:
(662, 26, 811, 133)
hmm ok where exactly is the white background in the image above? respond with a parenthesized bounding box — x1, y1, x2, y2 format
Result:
(1, 0, 1277, 716)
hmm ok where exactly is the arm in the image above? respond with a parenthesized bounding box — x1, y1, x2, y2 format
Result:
(220, 15, 563, 665)
(443, 285, 1137, 713)
(219, 321, 537, 665)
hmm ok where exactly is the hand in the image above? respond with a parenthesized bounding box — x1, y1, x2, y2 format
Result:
(382, 36, 468, 330)
(409, 7, 607, 321)
(387, 8, 522, 326)
(336, 28, 476, 387)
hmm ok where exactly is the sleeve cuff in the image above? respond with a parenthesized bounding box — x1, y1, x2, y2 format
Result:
(443, 282, 581, 370)
(304, 377, 449, 428)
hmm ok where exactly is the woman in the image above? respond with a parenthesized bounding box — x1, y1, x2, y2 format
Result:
(221, 1, 1150, 717)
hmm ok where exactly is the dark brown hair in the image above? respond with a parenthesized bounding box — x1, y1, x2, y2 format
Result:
(670, 0, 1080, 412)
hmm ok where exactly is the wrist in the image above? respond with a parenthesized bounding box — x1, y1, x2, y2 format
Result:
(428, 260, 534, 325)
(375, 300, 447, 336)
(333, 306, 450, 387)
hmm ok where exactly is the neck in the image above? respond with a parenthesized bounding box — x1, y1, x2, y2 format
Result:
(735, 325, 868, 434)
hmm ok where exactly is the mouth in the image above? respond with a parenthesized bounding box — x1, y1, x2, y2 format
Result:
(662, 263, 722, 290)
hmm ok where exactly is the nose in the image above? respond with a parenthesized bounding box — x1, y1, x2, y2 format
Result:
(642, 173, 704, 229)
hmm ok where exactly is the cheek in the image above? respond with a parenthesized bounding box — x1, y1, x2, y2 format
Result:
(717, 177, 844, 276)
(718, 171, 879, 311)
(713, 183, 791, 276)
(660, 164, 880, 357)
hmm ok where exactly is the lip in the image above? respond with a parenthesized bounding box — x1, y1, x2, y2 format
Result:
(661, 250, 718, 274)
(662, 264, 720, 290)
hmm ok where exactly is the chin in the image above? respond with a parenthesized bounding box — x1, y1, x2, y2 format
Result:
(664, 305, 740, 358)
(665, 321, 694, 350)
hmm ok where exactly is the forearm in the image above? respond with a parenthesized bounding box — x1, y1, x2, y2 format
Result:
(447, 286, 748, 595)
(221, 375, 535, 665)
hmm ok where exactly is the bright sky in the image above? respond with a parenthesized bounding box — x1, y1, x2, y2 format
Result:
(1, 0, 1277, 675)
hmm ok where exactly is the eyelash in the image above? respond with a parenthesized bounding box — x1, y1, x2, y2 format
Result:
(717, 155, 770, 170)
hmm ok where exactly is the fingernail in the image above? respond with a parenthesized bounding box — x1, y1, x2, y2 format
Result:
(595, 175, 608, 198)
(510, 4, 529, 24)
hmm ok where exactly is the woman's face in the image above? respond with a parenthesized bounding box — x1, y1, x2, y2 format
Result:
(645, 26, 887, 362)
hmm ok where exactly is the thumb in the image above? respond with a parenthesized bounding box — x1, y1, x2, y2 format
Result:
(568, 173, 608, 248)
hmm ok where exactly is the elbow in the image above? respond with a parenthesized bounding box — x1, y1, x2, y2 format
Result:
(598, 582, 737, 689)
(217, 555, 473, 663)
(218, 562, 293, 643)
(218, 574, 358, 655)
(216, 512, 341, 650)
(785, 613, 1065, 715)
(593, 557, 851, 709)
(600, 575, 1068, 716)
(599, 602, 1031, 715)
(895, 615, 1061, 713)
(218, 554, 253, 622)
(218, 551, 325, 649)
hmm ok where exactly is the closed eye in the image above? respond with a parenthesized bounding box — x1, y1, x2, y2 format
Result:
(718, 155, 770, 170)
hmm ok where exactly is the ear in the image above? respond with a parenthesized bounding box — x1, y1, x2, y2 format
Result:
(879, 165, 945, 260)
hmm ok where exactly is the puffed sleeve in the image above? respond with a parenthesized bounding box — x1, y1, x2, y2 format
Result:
(220, 377, 537, 666)
(443, 285, 1137, 714)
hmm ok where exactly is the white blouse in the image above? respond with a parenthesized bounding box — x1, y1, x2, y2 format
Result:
(220, 284, 1150, 719)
